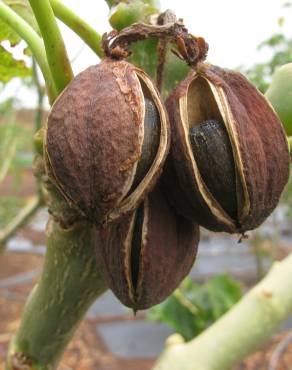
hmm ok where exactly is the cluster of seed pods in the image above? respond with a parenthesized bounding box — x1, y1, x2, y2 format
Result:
(45, 21, 289, 310)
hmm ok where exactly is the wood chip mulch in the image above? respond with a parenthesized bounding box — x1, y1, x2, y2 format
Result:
(1, 252, 292, 370)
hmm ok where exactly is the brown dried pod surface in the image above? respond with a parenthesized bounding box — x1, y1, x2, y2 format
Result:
(45, 58, 169, 224)
(166, 63, 290, 233)
(97, 185, 199, 310)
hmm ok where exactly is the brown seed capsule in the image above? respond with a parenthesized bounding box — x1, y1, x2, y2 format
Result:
(165, 63, 290, 233)
(97, 186, 199, 310)
(45, 58, 169, 224)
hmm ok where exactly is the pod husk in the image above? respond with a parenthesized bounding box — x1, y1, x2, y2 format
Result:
(166, 63, 290, 233)
(97, 186, 199, 310)
(45, 58, 170, 224)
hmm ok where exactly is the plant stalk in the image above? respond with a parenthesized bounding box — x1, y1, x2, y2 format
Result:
(49, 0, 103, 58)
(154, 253, 292, 370)
(28, 0, 74, 95)
(0, 196, 41, 251)
(5, 219, 107, 370)
(32, 59, 45, 132)
(0, 1, 57, 103)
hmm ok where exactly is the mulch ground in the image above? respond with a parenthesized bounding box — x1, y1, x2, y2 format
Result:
(1, 253, 292, 370)
(0, 252, 154, 370)
(237, 333, 292, 370)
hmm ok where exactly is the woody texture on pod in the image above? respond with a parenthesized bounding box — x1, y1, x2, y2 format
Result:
(164, 40, 290, 234)
(44, 18, 204, 310)
(45, 44, 169, 225)
(44, 10, 290, 311)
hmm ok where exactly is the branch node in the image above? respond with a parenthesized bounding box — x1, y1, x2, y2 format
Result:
(11, 352, 32, 370)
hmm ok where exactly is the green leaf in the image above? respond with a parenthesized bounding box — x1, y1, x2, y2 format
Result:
(0, 18, 20, 44)
(148, 275, 242, 341)
(239, 29, 292, 94)
(109, 0, 159, 31)
(0, 0, 38, 48)
(0, 0, 36, 82)
(258, 33, 285, 49)
(0, 44, 31, 82)
(0, 196, 26, 228)
(206, 275, 242, 320)
(149, 290, 198, 341)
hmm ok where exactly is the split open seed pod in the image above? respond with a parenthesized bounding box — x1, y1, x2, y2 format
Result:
(97, 185, 199, 310)
(45, 58, 169, 224)
(166, 63, 290, 233)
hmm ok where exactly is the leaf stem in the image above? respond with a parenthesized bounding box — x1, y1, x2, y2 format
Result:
(28, 0, 74, 95)
(0, 1, 57, 103)
(156, 10, 177, 93)
(49, 0, 103, 58)
(0, 196, 41, 251)
(32, 58, 45, 131)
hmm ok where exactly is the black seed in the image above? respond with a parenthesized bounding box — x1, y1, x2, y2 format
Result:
(189, 119, 237, 219)
(131, 203, 144, 291)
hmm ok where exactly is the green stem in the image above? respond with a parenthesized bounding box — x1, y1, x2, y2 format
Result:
(49, 0, 103, 58)
(154, 253, 292, 370)
(32, 59, 45, 132)
(0, 1, 57, 103)
(0, 196, 41, 251)
(6, 219, 107, 370)
(251, 232, 265, 281)
(28, 0, 74, 94)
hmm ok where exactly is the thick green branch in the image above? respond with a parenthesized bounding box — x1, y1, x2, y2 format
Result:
(50, 0, 103, 58)
(6, 219, 107, 370)
(28, 0, 73, 94)
(0, 195, 41, 251)
(0, 1, 57, 102)
(154, 253, 292, 370)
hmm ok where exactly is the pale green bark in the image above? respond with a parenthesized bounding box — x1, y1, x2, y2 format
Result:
(6, 219, 107, 370)
(154, 254, 292, 370)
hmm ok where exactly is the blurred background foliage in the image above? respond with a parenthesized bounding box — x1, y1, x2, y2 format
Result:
(148, 275, 242, 341)
(238, 32, 292, 93)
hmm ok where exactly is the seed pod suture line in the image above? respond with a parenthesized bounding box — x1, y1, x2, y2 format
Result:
(96, 186, 200, 310)
(165, 63, 290, 233)
(45, 58, 170, 225)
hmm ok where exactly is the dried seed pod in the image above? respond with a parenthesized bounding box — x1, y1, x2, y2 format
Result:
(45, 58, 169, 224)
(97, 186, 199, 310)
(166, 64, 290, 233)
